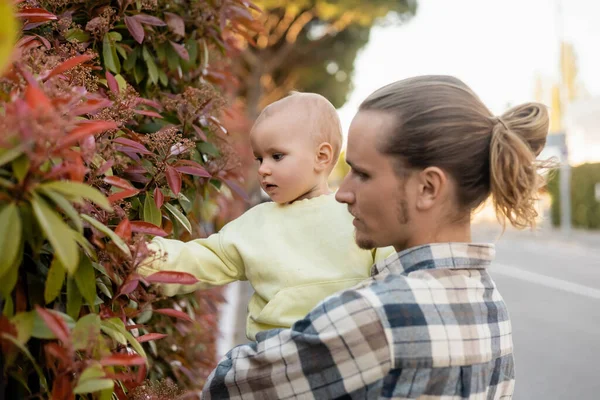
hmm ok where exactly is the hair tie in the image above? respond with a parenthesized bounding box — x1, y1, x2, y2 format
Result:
(493, 117, 509, 131)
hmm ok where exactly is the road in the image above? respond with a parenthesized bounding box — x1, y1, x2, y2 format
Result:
(220, 224, 600, 399)
(473, 224, 600, 399)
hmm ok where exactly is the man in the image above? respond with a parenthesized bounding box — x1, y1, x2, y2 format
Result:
(202, 76, 544, 399)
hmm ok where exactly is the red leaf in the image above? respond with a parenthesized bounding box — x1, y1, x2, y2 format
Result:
(164, 12, 185, 36)
(145, 271, 199, 285)
(169, 41, 189, 61)
(192, 124, 208, 141)
(113, 138, 152, 155)
(136, 97, 163, 111)
(165, 165, 181, 195)
(132, 14, 166, 26)
(107, 188, 140, 203)
(136, 333, 168, 343)
(56, 121, 118, 151)
(129, 221, 167, 237)
(70, 98, 113, 116)
(173, 165, 211, 178)
(124, 16, 144, 44)
(224, 179, 250, 203)
(115, 219, 132, 241)
(106, 71, 119, 94)
(16, 8, 58, 23)
(25, 84, 52, 112)
(100, 353, 146, 366)
(153, 187, 164, 209)
(45, 54, 95, 80)
(133, 109, 163, 118)
(35, 306, 70, 344)
(104, 176, 135, 190)
(118, 276, 140, 296)
(154, 308, 193, 322)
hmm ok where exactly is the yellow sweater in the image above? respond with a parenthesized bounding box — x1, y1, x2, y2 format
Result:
(138, 194, 395, 340)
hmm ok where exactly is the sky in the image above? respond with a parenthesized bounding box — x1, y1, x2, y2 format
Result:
(337, 0, 600, 157)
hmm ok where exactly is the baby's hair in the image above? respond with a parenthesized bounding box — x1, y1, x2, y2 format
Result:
(254, 91, 343, 168)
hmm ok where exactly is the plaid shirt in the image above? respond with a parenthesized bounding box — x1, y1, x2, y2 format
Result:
(203, 243, 514, 399)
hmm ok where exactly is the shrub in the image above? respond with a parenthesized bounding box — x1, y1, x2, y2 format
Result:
(0, 0, 260, 398)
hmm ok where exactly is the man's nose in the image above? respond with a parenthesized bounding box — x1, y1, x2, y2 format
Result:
(335, 177, 354, 204)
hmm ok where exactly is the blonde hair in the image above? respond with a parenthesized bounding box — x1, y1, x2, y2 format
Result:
(254, 92, 343, 169)
(360, 75, 550, 229)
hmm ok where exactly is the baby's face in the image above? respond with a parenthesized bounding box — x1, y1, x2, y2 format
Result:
(250, 113, 319, 204)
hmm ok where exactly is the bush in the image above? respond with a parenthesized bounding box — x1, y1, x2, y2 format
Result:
(0, 0, 259, 398)
(547, 163, 600, 230)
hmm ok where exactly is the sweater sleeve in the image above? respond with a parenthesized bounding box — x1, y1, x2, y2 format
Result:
(137, 227, 245, 296)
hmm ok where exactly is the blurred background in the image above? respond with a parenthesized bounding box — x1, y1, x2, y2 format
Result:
(228, 1, 600, 399)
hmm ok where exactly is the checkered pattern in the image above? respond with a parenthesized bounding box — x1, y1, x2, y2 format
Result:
(203, 243, 514, 399)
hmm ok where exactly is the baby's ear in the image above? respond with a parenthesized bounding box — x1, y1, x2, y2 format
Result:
(315, 142, 333, 172)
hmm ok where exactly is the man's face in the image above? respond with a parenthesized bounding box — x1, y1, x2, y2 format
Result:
(250, 112, 319, 204)
(336, 110, 415, 252)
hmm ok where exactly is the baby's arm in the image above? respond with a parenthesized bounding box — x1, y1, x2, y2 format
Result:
(137, 229, 244, 296)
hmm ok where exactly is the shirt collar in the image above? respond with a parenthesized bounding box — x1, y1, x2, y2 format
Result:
(371, 242, 496, 277)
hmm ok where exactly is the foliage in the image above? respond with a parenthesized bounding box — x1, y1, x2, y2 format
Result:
(547, 163, 600, 230)
(235, 0, 418, 116)
(0, 0, 259, 398)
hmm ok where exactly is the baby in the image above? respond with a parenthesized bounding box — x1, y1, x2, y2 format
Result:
(138, 92, 394, 340)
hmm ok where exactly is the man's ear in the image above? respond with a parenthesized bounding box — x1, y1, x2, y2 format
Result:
(315, 142, 334, 172)
(415, 167, 448, 211)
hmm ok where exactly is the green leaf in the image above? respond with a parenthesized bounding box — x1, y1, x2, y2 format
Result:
(142, 46, 158, 84)
(11, 311, 35, 345)
(31, 310, 75, 339)
(0, 146, 24, 167)
(155, 43, 167, 62)
(78, 362, 105, 382)
(1, 334, 48, 391)
(11, 155, 30, 183)
(97, 279, 112, 299)
(0, 203, 22, 278)
(0, 243, 21, 301)
(102, 318, 147, 361)
(166, 44, 179, 72)
(123, 47, 138, 71)
(143, 194, 161, 226)
(133, 61, 146, 84)
(115, 44, 127, 60)
(81, 215, 131, 258)
(40, 188, 84, 233)
(38, 181, 112, 211)
(71, 229, 97, 261)
(164, 203, 191, 234)
(198, 141, 220, 157)
(108, 31, 122, 42)
(31, 194, 79, 273)
(100, 319, 126, 345)
(2, 295, 13, 317)
(115, 74, 128, 93)
(72, 313, 100, 351)
(73, 378, 114, 394)
(103, 33, 120, 74)
(74, 257, 96, 307)
(44, 256, 66, 304)
(66, 28, 90, 42)
(67, 277, 82, 319)
(158, 69, 168, 86)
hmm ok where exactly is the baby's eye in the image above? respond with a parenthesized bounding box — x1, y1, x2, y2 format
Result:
(272, 153, 284, 161)
(255, 157, 263, 164)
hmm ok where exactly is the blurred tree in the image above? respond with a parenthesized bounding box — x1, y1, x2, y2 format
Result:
(236, 0, 418, 117)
